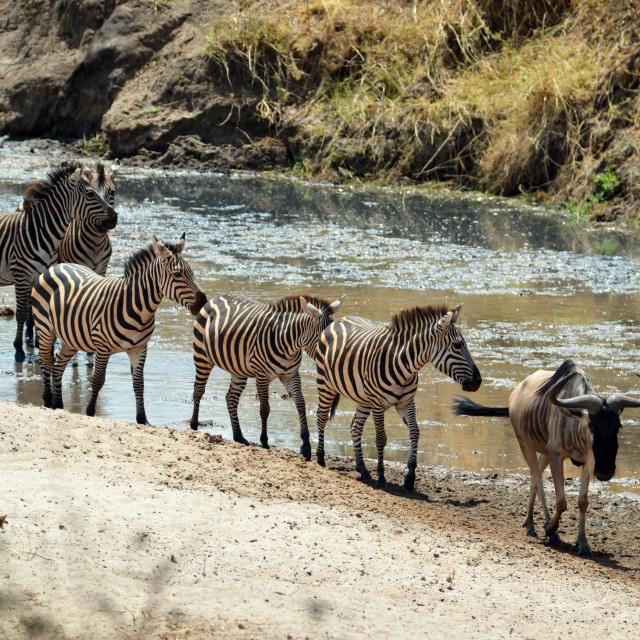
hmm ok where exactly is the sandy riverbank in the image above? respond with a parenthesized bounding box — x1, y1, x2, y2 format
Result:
(1, 401, 639, 639)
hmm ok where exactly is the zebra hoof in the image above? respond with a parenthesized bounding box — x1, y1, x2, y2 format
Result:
(234, 436, 250, 446)
(86, 405, 95, 417)
(376, 476, 387, 489)
(52, 401, 64, 410)
(14, 350, 25, 363)
(260, 440, 270, 450)
(316, 453, 326, 467)
(43, 394, 53, 409)
(300, 442, 311, 461)
(190, 422, 199, 431)
(359, 468, 372, 483)
(403, 470, 416, 491)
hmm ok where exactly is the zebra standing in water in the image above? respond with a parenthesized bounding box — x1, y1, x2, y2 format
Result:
(315, 304, 482, 490)
(0, 162, 117, 361)
(31, 234, 207, 424)
(190, 293, 345, 459)
(22, 159, 121, 347)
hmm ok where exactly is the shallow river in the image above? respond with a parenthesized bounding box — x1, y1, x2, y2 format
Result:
(2, 140, 640, 493)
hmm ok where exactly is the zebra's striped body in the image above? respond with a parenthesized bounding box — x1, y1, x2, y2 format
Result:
(0, 162, 117, 361)
(315, 304, 482, 490)
(22, 160, 120, 347)
(191, 293, 345, 459)
(452, 359, 640, 556)
(31, 235, 206, 425)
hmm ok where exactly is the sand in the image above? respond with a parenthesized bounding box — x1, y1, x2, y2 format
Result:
(1, 401, 639, 639)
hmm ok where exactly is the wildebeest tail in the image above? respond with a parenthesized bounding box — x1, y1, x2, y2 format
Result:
(451, 395, 509, 418)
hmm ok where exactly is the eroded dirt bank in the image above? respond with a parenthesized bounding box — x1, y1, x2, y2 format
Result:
(1, 401, 639, 639)
(3, 1, 640, 221)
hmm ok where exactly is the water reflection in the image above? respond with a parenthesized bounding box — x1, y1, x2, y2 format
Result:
(1, 141, 640, 493)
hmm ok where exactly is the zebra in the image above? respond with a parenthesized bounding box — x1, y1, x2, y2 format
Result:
(314, 304, 482, 490)
(22, 159, 121, 347)
(31, 234, 207, 425)
(0, 161, 117, 361)
(190, 293, 345, 459)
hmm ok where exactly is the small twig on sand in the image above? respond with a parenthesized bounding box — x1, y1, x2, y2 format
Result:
(13, 549, 56, 562)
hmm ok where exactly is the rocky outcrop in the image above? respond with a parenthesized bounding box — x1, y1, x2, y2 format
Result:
(0, 0, 287, 169)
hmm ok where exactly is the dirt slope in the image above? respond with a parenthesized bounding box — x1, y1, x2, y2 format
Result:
(1, 401, 639, 639)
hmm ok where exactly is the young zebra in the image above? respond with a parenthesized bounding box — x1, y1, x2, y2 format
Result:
(31, 234, 207, 425)
(0, 162, 117, 361)
(22, 160, 121, 347)
(190, 293, 345, 459)
(315, 304, 482, 490)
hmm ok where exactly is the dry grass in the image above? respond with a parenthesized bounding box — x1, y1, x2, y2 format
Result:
(206, 0, 640, 218)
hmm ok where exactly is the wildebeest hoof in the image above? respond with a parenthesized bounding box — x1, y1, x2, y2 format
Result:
(578, 543, 593, 557)
(299, 442, 311, 461)
(525, 529, 537, 538)
(548, 532, 561, 545)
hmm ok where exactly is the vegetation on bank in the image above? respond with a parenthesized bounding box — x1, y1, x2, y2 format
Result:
(205, 0, 640, 223)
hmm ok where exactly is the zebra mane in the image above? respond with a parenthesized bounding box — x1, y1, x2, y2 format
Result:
(270, 294, 332, 312)
(95, 162, 106, 187)
(22, 161, 82, 213)
(390, 304, 452, 331)
(123, 241, 182, 277)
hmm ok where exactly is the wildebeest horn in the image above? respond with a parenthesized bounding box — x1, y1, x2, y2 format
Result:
(606, 395, 640, 415)
(548, 374, 603, 415)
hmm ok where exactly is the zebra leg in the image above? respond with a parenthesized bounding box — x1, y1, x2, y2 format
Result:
(37, 329, 57, 408)
(128, 346, 149, 425)
(282, 372, 311, 460)
(190, 360, 213, 430)
(86, 351, 111, 417)
(51, 343, 77, 410)
(398, 402, 419, 491)
(256, 376, 272, 449)
(25, 305, 35, 348)
(351, 405, 372, 482)
(13, 279, 31, 362)
(315, 389, 337, 468)
(226, 375, 249, 445)
(372, 407, 388, 488)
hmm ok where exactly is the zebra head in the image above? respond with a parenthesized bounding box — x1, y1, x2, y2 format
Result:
(152, 233, 207, 316)
(67, 164, 118, 231)
(83, 159, 120, 209)
(431, 304, 482, 392)
(299, 294, 346, 358)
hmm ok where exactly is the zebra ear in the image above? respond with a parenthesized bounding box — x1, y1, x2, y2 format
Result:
(436, 310, 455, 333)
(451, 303, 463, 324)
(300, 296, 322, 320)
(152, 235, 173, 261)
(175, 232, 186, 253)
(328, 294, 346, 315)
(69, 165, 85, 187)
(110, 159, 121, 177)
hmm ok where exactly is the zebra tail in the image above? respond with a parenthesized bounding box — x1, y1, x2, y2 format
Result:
(451, 395, 509, 418)
(329, 394, 340, 420)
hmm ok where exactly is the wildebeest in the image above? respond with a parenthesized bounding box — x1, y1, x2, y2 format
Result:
(452, 359, 640, 556)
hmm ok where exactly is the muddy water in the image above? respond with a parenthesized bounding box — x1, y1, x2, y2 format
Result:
(2, 140, 640, 492)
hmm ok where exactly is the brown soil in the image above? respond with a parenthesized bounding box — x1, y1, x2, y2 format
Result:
(2, 402, 639, 639)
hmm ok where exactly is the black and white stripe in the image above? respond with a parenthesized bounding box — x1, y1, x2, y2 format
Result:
(31, 234, 206, 424)
(315, 304, 482, 490)
(190, 293, 344, 459)
(0, 162, 117, 361)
